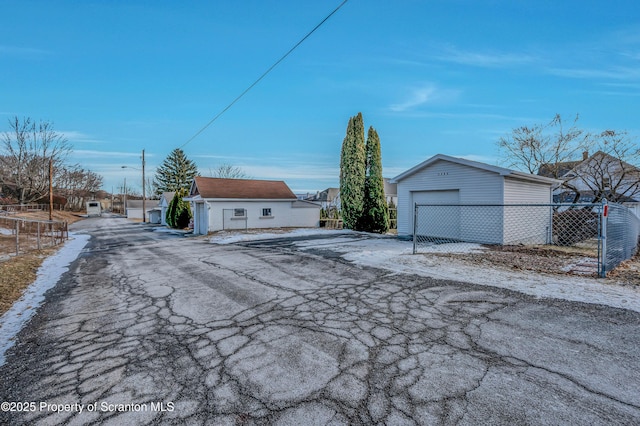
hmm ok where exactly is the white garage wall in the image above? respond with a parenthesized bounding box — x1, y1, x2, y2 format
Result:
(203, 200, 319, 232)
(397, 160, 503, 236)
(503, 178, 554, 244)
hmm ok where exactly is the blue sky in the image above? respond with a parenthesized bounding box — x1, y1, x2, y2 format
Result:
(2, 0, 639, 194)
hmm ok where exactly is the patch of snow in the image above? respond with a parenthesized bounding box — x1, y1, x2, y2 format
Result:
(210, 228, 353, 245)
(0, 227, 12, 236)
(291, 235, 640, 313)
(0, 233, 90, 366)
(152, 226, 190, 235)
(207, 229, 640, 312)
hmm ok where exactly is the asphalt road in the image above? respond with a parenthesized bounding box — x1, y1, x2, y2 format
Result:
(1, 217, 639, 425)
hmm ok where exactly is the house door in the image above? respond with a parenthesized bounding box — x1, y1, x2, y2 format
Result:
(195, 202, 207, 235)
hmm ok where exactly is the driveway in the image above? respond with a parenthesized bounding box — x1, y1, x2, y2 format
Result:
(1, 217, 639, 425)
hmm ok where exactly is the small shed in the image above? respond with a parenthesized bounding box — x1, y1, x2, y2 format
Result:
(147, 208, 162, 224)
(86, 201, 102, 217)
(391, 154, 560, 244)
(185, 177, 321, 235)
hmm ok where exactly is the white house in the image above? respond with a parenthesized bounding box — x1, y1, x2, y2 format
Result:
(391, 154, 560, 244)
(186, 177, 321, 235)
(539, 150, 640, 218)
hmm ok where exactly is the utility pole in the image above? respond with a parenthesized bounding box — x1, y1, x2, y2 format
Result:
(142, 149, 146, 223)
(124, 177, 127, 216)
(49, 159, 53, 221)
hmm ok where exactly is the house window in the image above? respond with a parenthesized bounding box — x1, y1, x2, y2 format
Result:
(603, 177, 611, 189)
(234, 208, 246, 217)
(262, 208, 272, 217)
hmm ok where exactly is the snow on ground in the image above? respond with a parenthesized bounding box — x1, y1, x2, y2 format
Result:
(1, 227, 637, 367)
(0, 227, 12, 236)
(152, 226, 191, 235)
(214, 228, 640, 313)
(0, 233, 90, 366)
(209, 228, 352, 245)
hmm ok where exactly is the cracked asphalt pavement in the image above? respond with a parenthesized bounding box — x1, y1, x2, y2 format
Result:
(1, 217, 639, 425)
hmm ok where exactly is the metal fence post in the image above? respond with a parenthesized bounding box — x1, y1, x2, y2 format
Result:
(413, 204, 418, 254)
(37, 221, 41, 250)
(600, 198, 608, 278)
(15, 219, 19, 255)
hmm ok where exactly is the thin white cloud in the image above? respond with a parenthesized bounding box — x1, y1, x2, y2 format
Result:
(546, 66, 640, 81)
(59, 131, 103, 144)
(389, 86, 437, 112)
(389, 85, 461, 112)
(434, 46, 536, 68)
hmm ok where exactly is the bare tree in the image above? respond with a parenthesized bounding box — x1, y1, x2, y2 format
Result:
(55, 165, 104, 210)
(497, 114, 640, 203)
(0, 116, 72, 204)
(498, 114, 585, 176)
(208, 163, 250, 179)
(568, 130, 640, 203)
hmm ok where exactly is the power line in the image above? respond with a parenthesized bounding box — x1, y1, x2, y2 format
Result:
(179, 0, 349, 149)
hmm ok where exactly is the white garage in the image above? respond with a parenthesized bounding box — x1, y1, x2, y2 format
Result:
(185, 177, 321, 235)
(391, 154, 560, 244)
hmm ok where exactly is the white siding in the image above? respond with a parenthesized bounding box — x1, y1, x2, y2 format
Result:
(198, 200, 319, 233)
(502, 178, 553, 244)
(503, 178, 552, 204)
(159, 198, 170, 226)
(397, 160, 503, 236)
(126, 208, 143, 220)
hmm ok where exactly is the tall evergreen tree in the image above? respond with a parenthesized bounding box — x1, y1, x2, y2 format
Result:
(361, 126, 389, 233)
(339, 113, 366, 230)
(154, 148, 198, 194)
(166, 188, 191, 229)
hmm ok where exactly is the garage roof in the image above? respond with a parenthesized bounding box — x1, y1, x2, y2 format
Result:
(391, 154, 562, 186)
(189, 177, 297, 200)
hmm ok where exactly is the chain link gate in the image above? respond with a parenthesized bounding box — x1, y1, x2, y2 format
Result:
(412, 200, 640, 277)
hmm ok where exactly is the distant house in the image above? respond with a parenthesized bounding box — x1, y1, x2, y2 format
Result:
(538, 150, 640, 217)
(391, 154, 559, 243)
(126, 199, 160, 221)
(185, 177, 321, 235)
(383, 178, 398, 206)
(305, 188, 340, 210)
(157, 192, 175, 226)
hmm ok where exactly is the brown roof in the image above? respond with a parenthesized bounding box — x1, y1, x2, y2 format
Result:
(191, 177, 297, 200)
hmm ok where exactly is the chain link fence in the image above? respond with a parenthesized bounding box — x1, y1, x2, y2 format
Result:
(0, 216, 68, 258)
(413, 201, 640, 277)
(603, 203, 640, 275)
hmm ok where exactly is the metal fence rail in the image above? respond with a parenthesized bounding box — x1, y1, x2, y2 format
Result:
(412, 201, 640, 277)
(0, 204, 67, 215)
(0, 216, 68, 258)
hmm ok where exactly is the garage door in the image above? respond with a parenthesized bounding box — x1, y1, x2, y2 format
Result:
(411, 190, 460, 240)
